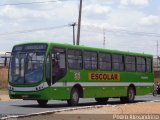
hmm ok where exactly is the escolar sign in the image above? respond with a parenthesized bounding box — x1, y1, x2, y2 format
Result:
(88, 73, 120, 80)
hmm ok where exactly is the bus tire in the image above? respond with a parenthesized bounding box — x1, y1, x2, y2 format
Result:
(37, 100, 48, 107)
(127, 87, 135, 103)
(67, 87, 79, 106)
(95, 98, 109, 104)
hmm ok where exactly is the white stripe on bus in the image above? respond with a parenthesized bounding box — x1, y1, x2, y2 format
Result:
(9, 82, 153, 92)
(52, 82, 154, 87)
(8, 82, 48, 92)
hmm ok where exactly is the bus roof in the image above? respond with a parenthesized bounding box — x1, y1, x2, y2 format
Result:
(14, 42, 153, 57)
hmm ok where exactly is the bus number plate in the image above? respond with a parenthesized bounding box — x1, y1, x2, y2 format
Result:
(22, 95, 29, 99)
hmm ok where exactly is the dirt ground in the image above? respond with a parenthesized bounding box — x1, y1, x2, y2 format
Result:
(12, 101, 160, 120)
(0, 68, 8, 89)
(58, 101, 160, 114)
(0, 89, 10, 101)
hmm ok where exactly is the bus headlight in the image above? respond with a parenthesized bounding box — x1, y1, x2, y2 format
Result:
(36, 83, 45, 91)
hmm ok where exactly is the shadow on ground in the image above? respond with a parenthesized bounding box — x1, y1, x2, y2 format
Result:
(11, 100, 148, 108)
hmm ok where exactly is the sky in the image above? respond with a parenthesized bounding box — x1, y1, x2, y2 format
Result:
(0, 0, 160, 57)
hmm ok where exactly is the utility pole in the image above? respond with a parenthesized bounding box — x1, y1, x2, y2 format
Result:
(70, 22, 76, 45)
(157, 40, 159, 71)
(103, 29, 106, 48)
(76, 0, 82, 45)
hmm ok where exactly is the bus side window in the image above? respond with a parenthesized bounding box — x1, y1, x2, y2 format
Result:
(136, 57, 146, 72)
(99, 53, 111, 71)
(68, 49, 82, 70)
(112, 54, 124, 72)
(146, 58, 152, 72)
(125, 56, 136, 72)
(83, 51, 97, 70)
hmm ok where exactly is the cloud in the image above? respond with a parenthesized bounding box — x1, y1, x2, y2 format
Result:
(0, 5, 51, 20)
(0, 0, 159, 55)
(140, 15, 160, 26)
(90, 0, 115, 5)
(0, 2, 78, 23)
(120, 0, 149, 6)
(81, 21, 126, 31)
(83, 4, 112, 19)
(86, 8, 145, 30)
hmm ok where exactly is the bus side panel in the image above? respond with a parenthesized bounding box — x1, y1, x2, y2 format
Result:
(9, 87, 71, 100)
(45, 87, 71, 100)
(83, 86, 127, 98)
(136, 86, 153, 96)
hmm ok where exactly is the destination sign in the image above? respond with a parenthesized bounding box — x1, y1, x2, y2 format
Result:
(13, 44, 47, 52)
(12, 46, 23, 52)
(88, 73, 120, 80)
(24, 44, 47, 50)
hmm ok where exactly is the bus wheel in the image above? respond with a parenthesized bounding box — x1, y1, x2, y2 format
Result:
(67, 87, 79, 106)
(37, 100, 48, 107)
(127, 87, 135, 103)
(95, 98, 109, 104)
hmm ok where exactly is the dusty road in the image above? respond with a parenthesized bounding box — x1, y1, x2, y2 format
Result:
(1, 94, 160, 120)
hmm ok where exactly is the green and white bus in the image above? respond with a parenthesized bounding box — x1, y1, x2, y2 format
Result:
(8, 42, 154, 106)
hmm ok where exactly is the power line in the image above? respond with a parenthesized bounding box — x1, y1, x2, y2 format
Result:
(0, 25, 70, 36)
(107, 29, 160, 37)
(2, 24, 160, 38)
(0, 1, 56, 6)
(0, 0, 77, 7)
(82, 28, 160, 38)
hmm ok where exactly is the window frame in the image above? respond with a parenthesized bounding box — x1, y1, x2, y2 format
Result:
(45, 53, 51, 86)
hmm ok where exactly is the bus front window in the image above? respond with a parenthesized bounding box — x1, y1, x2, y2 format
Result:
(10, 54, 25, 84)
(25, 52, 44, 83)
(10, 52, 45, 84)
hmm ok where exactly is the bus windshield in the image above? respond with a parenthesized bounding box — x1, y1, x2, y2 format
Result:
(9, 44, 47, 84)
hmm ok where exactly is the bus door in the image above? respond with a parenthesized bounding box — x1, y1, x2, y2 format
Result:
(51, 48, 66, 84)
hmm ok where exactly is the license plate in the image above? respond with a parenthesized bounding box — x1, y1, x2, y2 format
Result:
(22, 95, 29, 98)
